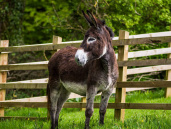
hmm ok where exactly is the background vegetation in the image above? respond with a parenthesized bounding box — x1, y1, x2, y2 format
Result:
(0, 1, 171, 128)
(0, 0, 171, 99)
(1, 0, 171, 45)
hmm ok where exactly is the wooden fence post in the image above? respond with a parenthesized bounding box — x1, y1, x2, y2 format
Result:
(114, 30, 129, 122)
(53, 35, 62, 51)
(80, 97, 86, 111)
(0, 40, 9, 116)
(165, 25, 171, 98)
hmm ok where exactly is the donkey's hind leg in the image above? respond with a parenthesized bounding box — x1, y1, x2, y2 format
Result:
(55, 86, 70, 127)
(48, 79, 62, 129)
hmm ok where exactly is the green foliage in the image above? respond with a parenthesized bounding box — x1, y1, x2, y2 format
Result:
(22, 0, 171, 44)
(1, 0, 171, 45)
(0, 0, 25, 45)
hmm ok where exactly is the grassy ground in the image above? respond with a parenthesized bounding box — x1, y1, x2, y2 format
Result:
(0, 88, 171, 129)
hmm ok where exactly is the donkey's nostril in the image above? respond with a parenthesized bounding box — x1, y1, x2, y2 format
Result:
(77, 58, 80, 63)
(75, 57, 80, 64)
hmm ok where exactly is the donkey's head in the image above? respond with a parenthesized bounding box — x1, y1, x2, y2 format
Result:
(75, 10, 114, 66)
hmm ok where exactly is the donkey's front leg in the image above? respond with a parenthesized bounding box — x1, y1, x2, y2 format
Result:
(99, 87, 113, 125)
(85, 86, 97, 129)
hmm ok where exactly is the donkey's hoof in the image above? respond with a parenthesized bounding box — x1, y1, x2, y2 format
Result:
(84, 126, 90, 129)
(99, 121, 104, 125)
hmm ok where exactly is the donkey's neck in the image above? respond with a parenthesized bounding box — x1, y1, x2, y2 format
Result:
(100, 46, 115, 73)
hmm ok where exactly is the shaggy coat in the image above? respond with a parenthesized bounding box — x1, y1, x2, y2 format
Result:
(47, 10, 118, 129)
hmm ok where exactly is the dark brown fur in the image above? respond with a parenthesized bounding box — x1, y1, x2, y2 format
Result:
(47, 10, 118, 129)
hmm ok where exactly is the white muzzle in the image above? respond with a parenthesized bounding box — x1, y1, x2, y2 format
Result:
(75, 49, 88, 66)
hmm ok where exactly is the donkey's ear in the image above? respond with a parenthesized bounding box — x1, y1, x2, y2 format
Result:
(87, 10, 104, 29)
(86, 10, 98, 28)
(105, 26, 114, 39)
(101, 20, 106, 26)
(82, 10, 94, 26)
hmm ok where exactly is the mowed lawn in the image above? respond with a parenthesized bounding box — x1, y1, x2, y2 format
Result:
(0, 88, 171, 129)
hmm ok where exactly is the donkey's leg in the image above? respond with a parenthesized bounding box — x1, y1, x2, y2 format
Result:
(55, 86, 70, 128)
(85, 86, 97, 129)
(49, 80, 61, 129)
(99, 86, 113, 125)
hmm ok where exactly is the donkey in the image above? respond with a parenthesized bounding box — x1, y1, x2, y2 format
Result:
(47, 10, 118, 129)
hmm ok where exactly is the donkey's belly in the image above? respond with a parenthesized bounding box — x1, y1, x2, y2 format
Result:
(61, 81, 87, 96)
(61, 78, 111, 96)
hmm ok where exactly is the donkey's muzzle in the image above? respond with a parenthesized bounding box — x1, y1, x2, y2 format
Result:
(75, 49, 88, 66)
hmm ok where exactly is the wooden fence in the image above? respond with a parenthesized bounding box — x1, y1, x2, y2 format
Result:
(0, 29, 171, 121)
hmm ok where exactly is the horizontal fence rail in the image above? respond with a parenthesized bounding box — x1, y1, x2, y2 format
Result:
(126, 47, 171, 59)
(118, 58, 171, 67)
(127, 31, 171, 39)
(117, 81, 171, 88)
(0, 64, 170, 76)
(0, 116, 47, 121)
(64, 103, 171, 110)
(111, 36, 171, 46)
(0, 63, 48, 71)
(127, 65, 171, 75)
(0, 58, 170, 71)
(0, 32, 170, 53)
(0, 43, 80, 53)
(0, 81, 171, 89)
(0, 102, 171, 110)
(0, 83, 46, 89)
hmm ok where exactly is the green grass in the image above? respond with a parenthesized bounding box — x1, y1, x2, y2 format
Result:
(1, 88, 171, 129)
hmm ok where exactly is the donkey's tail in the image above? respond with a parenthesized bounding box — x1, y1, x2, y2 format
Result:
(47, 83, 50, 120)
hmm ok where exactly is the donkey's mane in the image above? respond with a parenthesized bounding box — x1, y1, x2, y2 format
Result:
(99, 19, 114, 39)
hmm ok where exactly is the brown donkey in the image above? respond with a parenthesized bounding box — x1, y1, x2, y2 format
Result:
(47, 10, 118, 129)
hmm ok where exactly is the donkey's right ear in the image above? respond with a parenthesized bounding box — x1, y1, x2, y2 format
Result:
(82, 10, 94, 26)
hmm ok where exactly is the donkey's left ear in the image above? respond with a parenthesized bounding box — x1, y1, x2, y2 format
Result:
(82, 10, 94, 26)
(86, 10, 98, 28)
(86, 10, 104, 29)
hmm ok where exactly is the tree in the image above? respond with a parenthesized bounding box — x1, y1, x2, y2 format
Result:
(1, 0, 171, 45)
(0, 0, 25, 45)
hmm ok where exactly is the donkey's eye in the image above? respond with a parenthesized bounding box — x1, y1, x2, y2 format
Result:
(87, 37, 96, 44)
